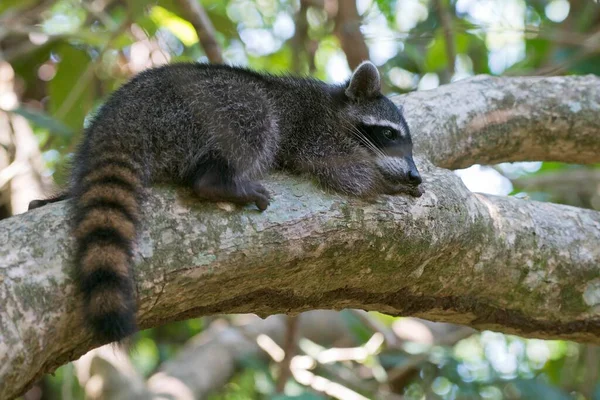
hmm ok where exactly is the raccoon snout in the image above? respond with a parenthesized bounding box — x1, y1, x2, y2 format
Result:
(407, 169, 422, 185)
(376, 156, 422, 186)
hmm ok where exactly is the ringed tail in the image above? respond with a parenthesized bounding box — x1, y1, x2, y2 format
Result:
(72, 153, 142, 343)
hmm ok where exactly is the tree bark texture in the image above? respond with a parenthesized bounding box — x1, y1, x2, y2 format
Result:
(406, 75, 600, 168)
(1, 75, 599, 399)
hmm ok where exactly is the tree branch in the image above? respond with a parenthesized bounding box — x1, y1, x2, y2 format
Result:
(291, 0, 310, 74)
(175, 0, 223, 64)
(402, 75, 600, 169)
(433, 0, 456, 82)
(275, 315, 300, 392)
(2, 75, 600, 399)
(334, 0, 369, 69)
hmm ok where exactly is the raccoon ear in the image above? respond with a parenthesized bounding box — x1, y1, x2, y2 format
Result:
(345, 61, 381, 100)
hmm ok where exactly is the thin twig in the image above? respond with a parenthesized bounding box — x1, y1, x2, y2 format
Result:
(275, 316, 300, 393)
(175, 0, 223, 63)
(510, 29, 600, 76)
(335, 0, 370, 69)
(0, 159, 28, 189)
(580, 345, 600, 398)
(433, 0, 455, 82)
(291, 1, 310, 74)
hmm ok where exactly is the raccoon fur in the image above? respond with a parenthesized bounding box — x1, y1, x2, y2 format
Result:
(29, 61, 423, 343)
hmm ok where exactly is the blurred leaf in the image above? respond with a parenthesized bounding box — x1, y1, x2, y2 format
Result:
(248, 46, 293, 72)
(10, 40, 58, 89)
(208, 367, 262, 400)
(526, 0, 548, 16)
(542, 356, 569, 386)
(128, 0, 157, 21)
(593, 384, 600, 400)
(48, 44, 96, 133)
(161, 0, 237, 35)
(506, 38, 551, 74)
(0, 0, 37, 14)
(271, 394, 327, 400)
(136, 15, 161, 37)
(509, 378, 572, 400)
(150, 5, 199, 46)
(402, 44, 427, 72)
(379, 351, 424, 369)
(10, 106, 74, 137)
(537, 162, 574, 173)
(340, 309, 375, 344)
(375, 0, 397, 24)
(71, 28, 134, 49)
(424, 29, 470, 71)
(130, 337, 160, 377)
(569, 54, 600, 75)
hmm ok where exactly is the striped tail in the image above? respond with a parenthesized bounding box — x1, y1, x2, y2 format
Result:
(72, 154, 142, 343)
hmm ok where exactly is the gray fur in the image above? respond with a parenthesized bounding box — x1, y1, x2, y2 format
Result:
(345, 61, 381, 100)
(70, 61, 422, 202)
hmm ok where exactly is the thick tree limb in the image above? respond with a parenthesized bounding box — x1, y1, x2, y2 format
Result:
(402, 75, 600, 169)
(1, 75, 600, 399)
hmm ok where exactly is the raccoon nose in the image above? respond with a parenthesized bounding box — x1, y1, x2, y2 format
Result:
(408, 170, 422, 185)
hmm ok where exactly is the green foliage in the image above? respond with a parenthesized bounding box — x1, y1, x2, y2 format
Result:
(0, 0, 36, 14)
(271, 394, 326, 400)
(47, 44, 95, 133)
(208, 368, 261, 399)
(10, 106, 74, 138)
(375, 0, 397, 23)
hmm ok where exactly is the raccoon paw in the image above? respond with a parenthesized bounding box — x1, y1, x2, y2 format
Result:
(28, 194, 68, 210)
(28, 199, 47, 210)
(238, 181, 271, 211)
(194, 179, 271, 211)
(382, 182, 424, 198)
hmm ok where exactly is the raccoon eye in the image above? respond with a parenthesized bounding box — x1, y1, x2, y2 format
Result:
(382, 129, 397, 140)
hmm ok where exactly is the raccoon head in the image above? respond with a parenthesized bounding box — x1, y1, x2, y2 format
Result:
(343, 61, 422, 195)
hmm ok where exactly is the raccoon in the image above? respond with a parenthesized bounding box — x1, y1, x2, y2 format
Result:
(29, 61, 423, 344)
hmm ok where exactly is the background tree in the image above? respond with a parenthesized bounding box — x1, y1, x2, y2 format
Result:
(1, 0, 599, 399)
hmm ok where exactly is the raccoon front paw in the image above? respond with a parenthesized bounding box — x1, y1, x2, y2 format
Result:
(239, 181, 271, 211)
(28, 194, 68, 210)
(28, 199, 46, 210)
(382, 182, 424, 198)
(194, 179, 271, 211)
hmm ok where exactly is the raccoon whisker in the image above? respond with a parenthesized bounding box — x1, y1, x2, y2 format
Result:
(337, 116, 386, 157)
(337, 118, 375, 150)
(342, 122, 387, 158)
